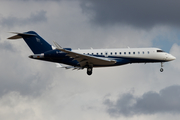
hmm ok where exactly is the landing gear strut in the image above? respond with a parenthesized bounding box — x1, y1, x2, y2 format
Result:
(160, 62, 163, 72)
(87, 67, 93, 75)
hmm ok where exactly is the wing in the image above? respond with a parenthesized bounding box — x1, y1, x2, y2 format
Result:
(53, 42, 116, 67)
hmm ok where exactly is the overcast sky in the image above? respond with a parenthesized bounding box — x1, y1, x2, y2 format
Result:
(0, 0, 180, 120)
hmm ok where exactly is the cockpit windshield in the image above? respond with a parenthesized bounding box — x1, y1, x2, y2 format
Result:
(157, 50, 164, 52)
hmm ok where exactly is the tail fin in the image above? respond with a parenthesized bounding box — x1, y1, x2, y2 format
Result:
(8, 31, 52, 54)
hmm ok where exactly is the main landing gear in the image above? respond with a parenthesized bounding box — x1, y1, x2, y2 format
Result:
(87, 67, 93, 75)
(86, 63, 93, 75)
(160, 62, 163, 72)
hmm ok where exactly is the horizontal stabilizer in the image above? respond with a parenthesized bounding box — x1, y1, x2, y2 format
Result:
(8, 31, 53, 54)
(8, 32, 36, 39)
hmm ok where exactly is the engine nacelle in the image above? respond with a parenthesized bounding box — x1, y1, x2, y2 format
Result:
(43, 49, 67, 58)
(29, 49, 71, 59)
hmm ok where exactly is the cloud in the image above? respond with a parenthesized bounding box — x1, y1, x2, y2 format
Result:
(81, 0, 180, 29)
(170, 43, 180, 70)
(104, 85, 180, 117)
(0, 71, 51, 97)
(0, 1, 179, 120)
(7, 0, 61, 1)
(0, 40, 16, 52)
(0, 10, 47, 28)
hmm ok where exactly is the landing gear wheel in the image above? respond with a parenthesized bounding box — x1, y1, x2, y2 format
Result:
(87, 67, 93, 75)
(160, 62, 164, 72)
(160, 68, 163, 72)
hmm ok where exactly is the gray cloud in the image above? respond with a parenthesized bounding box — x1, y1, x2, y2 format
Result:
(0, 39, 53, 97)
(0, 72, 50, 97)
(104, 85, 180, 117)
(8, 0, 61, 1)
(0, 1, 180, 119)
(81, 0, 180, 29)
(0, 37, 16, 52)
(0, 10, 47, 28)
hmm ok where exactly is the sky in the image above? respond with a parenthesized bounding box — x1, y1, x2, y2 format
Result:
(0, 0, 180, 120)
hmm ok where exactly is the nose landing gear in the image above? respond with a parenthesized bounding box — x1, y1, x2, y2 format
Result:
(160, 62, 163, 72)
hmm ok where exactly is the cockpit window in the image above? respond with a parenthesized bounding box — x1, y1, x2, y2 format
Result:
(157, 50, 164, 52)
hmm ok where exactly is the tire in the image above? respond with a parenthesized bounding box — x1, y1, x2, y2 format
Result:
(87, 67, 92, 75)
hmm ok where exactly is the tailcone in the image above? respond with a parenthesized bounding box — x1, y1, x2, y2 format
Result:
(29, 55, 33, 58)
(28, 54, 44, 59)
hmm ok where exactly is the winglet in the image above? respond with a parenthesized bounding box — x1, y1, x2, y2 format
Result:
(56, 63, 63, 68)
(53, 41, 62, 49)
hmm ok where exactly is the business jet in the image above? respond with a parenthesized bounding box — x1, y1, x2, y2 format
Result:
(8, 31, 176, 75)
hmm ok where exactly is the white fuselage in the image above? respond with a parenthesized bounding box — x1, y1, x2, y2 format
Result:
(73, 47, 175, 63)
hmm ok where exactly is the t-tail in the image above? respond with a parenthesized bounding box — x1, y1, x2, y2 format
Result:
(8, 31, 52, 54)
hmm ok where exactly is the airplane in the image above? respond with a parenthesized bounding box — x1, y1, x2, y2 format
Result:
(8, 31, 176, 75)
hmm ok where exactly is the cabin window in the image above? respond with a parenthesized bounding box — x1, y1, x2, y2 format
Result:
(101, 53, 103, 55)
(138, 52, 140, 54)
(119, 52, 121, 55)
(92, 53, 94, 55)
(148, 51, 150, 54)
(105, 53, 108, 55)
(83, 53, 85, 54)
(142, 51, 144, 54)
(87, 53, 89, 55)
(124, 52, 126, 54)
(129, 52, 131, 54)
(115, 52, 117, 55)
(157, 50, 164, 52)
(133, 52, 135, 54)
(97, 53, 98, 55)
(110, 52, 113, 55)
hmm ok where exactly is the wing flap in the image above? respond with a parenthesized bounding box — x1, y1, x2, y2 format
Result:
(56, 63, 83, 70)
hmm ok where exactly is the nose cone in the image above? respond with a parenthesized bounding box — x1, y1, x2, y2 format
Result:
(168, 55, 176, 61)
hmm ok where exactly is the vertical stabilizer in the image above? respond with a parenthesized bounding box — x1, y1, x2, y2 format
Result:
(8, 31, 52, 54)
